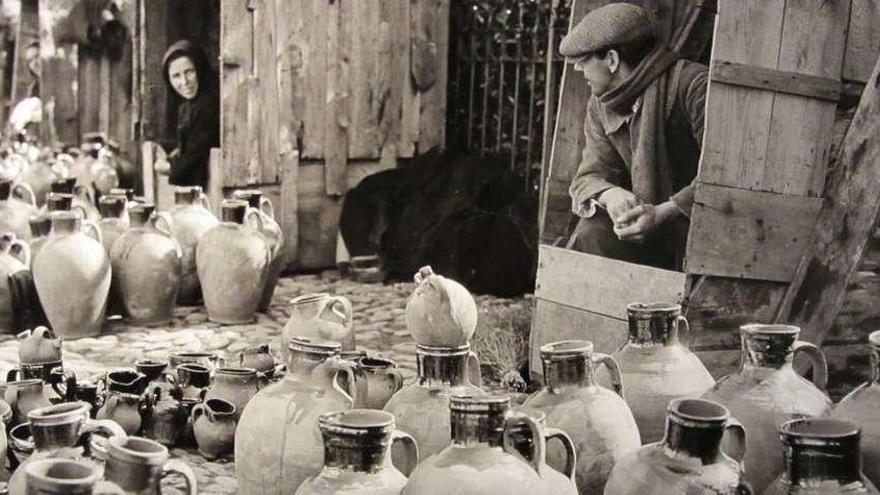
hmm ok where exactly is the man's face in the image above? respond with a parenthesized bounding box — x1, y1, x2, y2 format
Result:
(168, 56, 199, 100)
(573, 52, 615, 96)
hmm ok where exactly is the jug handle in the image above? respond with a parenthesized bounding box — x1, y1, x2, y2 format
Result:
(467, 351, 482, 387)
(244, 208, 265, 232)
(12, 182, 36, 205)
(792, 341, 828, 391)
(162, 458, 198, 494)
(83, 418, 128, 460)
(198, 191, 213, 213)
(4, 368, 20, 383)
(72, 204, 90, 220)
(329, 358, 366, 408)
(7, 238, 30, 267)
(151, 211, 175, 238)
(676, 314, 690, 345)
(544, 426, 578, 482)
(388, 368, 406, 396)
(502, 412, 545, 476)
(723, 416, 747, 465)
(260, 196, 276, 219)
(593, 352, 625, 399)
(323, 296, 353, 328)
(74, 184, 94, 204)
(49, 368, 78, 401)
(82, 220, 103, 244)
(191, 403, 208, 423)
(390, 430, 419, 477)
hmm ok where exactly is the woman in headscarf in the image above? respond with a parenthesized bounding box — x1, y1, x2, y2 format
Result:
(158, 39, 219, 188)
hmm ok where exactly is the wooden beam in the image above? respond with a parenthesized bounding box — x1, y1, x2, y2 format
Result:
(323, 0, 349, 196)
(776, 53, 880, 345)
(842, 0, 880, 84)
(11, 0, 38, 104)
(711, 60, 842, 102)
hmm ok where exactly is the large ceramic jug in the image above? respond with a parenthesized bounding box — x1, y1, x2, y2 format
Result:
(233, 189, 283, 311)
(281, 293, 354, 359)
(295, 409, 419, 495)
(32, 212, 110, 339)
(204, 367, 265, 419)
(702, 323, 831, 493)
(402, 394, 577, 495)
(0, 233, 31, 333)
(9, 402, 126, 495)
(235, 337, 363, 495)
(604, 398, 748, 494)
(383, 343, 483, 461)
(168, 186, 218, 305)
(110, 204, 182, 325)
(524, 340, 641, 493)
(96, 195, 129, 253)
(196, 199, 271, 324)
(598, 302, 715, 443)
(104, 436, 197, 494)
(764, 418, 878, 495)
(49, 178, 99, 222)
(27, 215, 50, 265)
(0, 178, 38, 240)
(405, 266, 477, 346)
(832, 330, 880, 486)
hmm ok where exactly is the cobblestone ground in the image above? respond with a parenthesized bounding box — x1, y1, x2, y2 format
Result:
(0, 271, 531, 494)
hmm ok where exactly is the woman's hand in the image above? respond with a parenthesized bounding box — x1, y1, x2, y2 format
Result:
(613, 201, 681, 243)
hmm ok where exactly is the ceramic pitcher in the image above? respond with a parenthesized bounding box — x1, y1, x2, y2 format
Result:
(295, 410, 419, 495)
(281, 293, 355, 359)
(168, 186, 218, 306)
(232, 189, 283, 312)
(0, 178, 38, 241)
(598, 302, 715, 443)
(192, 398, 237, 460)
(702, 323, 831, 493)
(405, 266, 478, 346)
(104, 436, 197, 494)
(354, 356, 405, 409)
(23, 458, 123, 495)
(204, 367, 265, 419)
(0, 233, 31, 333)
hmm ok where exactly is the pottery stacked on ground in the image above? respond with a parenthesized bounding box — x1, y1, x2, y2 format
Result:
(232, 189, 284, 312)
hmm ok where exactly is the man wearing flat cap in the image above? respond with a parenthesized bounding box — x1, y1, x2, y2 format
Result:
(563, 3, 707, 269)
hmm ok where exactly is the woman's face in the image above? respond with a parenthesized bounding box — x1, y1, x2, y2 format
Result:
(168, 56, 199, 100)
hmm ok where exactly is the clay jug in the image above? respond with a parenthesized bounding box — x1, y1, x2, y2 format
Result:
(702, 324, 831, 493)
(524, 340, 641, 493)
(97, 195, 129, 252)
(134, 359, 172, 391)
(832, 330, 880, 487)
(110, 204, 182, 325)
(354, 356, 405, 409)
(0, 178, 38, 240)
(233, 344, 280, 378)
(32, 212, 110, 339)
(281, 293, 354, 359)
(168, 363, 211, 405)
(598, 302, 715, 443)
(5, 379, 52, 427)
(96, 393, 145, 436)
(49, 178, 99, 222)
(204, 367, 265, 419)
(27, 215, 50, 265)
(235, 337, 364, 495)
(232, 189, 283, 311)
(383, 343, 483, 461)
(196, 199, 271, 324)
(168, 186, 218, 305)
(141, 387, 186, 447)
(104, 436, 197, 494)
(295, 409, 419, 495)
(9, 402, 126, 495)
(402, 394, 576, 495)
(764, 418, 878, 494)
(191, 398, 236, 460)
(405, 266, 477, 346)
(0, 233, 31, 333)
(17, 326, 62, 371)
(23, 458, 123, 495)
(604, 398, 748, 494)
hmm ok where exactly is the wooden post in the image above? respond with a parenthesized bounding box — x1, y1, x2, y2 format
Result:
(776, 53, 880, 345)
(11, 0, 38, 105)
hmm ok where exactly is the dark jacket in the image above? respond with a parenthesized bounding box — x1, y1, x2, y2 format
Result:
(161, 40, 219, 188)
(569, 59, 707, 217)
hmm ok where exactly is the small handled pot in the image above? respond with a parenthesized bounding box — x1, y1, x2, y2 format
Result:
(328, 357, 367, 409)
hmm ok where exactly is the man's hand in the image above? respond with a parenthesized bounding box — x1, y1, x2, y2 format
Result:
(597, 187, 641, 224)
(613, 201, 681, 243)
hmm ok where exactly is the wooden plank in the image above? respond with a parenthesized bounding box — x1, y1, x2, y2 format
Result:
(276, 0, 306, 162)
(78, 54, 102, 134)
(11, 0, 39, 104)
(416, 0, 450, 152)
(528, 298, 627, 381)
(397, 0, 418, 158)
(685, 183, 822, 282)
(254, 0, 280, 184)
(139, 0, 171, 143)
(377, 0, 406, 159)
(207, 148, 224, 215)
(843, 0, 880, 83)
(220, 0, 255, 187)
(278, 150, 299, 268)
(301, 0, 329, 159)
(710, 61, 841, 102)
(776, 54, 880, 345)
(40, 55, 78, 145)
(324, 0, 349, 196)
(345, 0, 381, 159)
(535, 245, 687, 320)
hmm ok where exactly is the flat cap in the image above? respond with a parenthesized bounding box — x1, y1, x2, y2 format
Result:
(559, 3, 655, 59)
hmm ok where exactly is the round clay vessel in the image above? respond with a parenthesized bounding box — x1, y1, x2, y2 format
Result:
(524, 340, 641, 493)
(405, 266, 477, 347)
(281, 293, 355, 359)
(32, 212, 110, 339)
(354, 356, 405, 410)
(196, 199, 271, 324)
(17, 326, 62, 365)
(96, 391, 145, 435)
(233, 189, 283, 312)
(598, 302, 715, 443)
(832, 330, 880, 487)
(4, 379, 51, 427)
(701, 324, 832, 493)
(0, 233, 31, 333)
(104, 436, 198, 494)
(235, 337, 362, 495)
(204, 367, 264, 419)
(764, 418, 878, 494)
(169, 186, 218, 306)
(295, 410, 419, 495)
(0, 178, 38, 240)
(192, 398, 237, 460)
(604, 398, 748, 494)
(110, 204, 182, 325)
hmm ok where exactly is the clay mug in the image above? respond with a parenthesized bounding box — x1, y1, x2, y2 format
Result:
(191, 398, 236, 460)
(23, 458, 123, 494)
(17, 327, 62, 365)
(104, 436, 197, 494)
(169, 364, 212, 405)
(355, 356, 405, 409)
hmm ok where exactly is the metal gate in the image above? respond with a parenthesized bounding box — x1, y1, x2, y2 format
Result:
(446, 0, 573, 193)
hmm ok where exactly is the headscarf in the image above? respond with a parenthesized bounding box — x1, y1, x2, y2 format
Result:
(161, 39, 217, 100)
